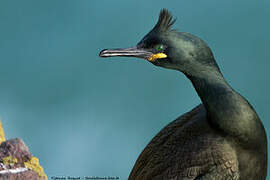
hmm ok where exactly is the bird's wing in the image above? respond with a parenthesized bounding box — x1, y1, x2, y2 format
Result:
(194, 164, 239, 180)
(129, 105, 240, 180)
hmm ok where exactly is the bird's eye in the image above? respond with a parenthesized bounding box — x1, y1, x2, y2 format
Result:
(155, 44, 164, 52)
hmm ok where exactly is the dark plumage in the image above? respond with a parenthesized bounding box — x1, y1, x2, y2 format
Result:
(99, 9, 268, 180)
(153, 9, 176, 32)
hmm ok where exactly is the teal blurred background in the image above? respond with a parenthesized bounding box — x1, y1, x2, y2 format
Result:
(0, 0, 269, 179)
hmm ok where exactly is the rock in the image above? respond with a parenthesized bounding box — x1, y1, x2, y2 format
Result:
(0, 122, 47, 180)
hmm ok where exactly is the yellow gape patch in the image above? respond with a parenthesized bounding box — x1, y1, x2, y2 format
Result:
(148, 53, 167, 61)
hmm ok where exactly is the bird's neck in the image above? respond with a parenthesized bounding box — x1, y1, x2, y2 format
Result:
(187, 70, 233, 111)
(185, 69, 266, 147)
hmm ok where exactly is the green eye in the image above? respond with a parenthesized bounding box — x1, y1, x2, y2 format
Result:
(156, 44, 164, 52)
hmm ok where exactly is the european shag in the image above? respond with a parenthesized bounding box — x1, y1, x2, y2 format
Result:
(99, 9, 268, 180)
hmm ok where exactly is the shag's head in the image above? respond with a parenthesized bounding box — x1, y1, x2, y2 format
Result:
(100, 9, 219, 77)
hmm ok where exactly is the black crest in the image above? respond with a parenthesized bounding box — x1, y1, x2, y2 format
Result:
(153, 9, 176, 32)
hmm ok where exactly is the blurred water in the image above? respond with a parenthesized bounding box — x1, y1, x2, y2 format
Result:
(0, 0, 269, 179)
